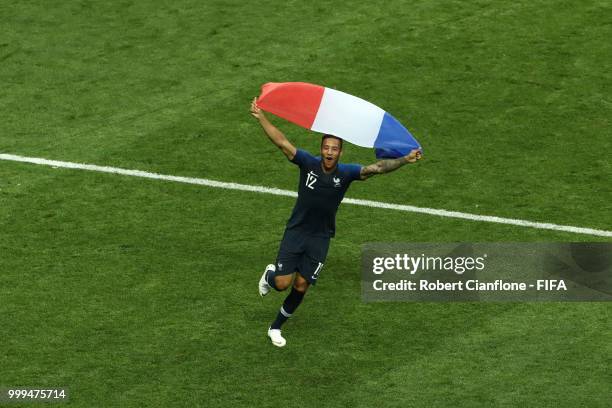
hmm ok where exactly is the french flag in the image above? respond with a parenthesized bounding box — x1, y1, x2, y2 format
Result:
(256, 82, 421, 159)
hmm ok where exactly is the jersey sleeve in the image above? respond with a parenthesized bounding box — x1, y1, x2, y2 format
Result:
(290, 149, 317, 168)
(343, 163, 363, 182)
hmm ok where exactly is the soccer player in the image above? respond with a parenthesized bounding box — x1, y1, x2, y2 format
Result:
(250, 97, 422, 347)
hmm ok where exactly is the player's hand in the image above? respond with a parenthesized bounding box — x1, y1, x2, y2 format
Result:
(405, 149, 422, 163)
(250, 97, 265, 120)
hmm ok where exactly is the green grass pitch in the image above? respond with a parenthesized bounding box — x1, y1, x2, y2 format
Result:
(1, 1, 610, 406)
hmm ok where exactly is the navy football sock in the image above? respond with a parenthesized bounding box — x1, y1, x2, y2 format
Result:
(265, 267, 281, 291)
(270, 287, 305, 330)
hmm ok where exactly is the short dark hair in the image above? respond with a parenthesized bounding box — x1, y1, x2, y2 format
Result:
(321, 134, 343, 149)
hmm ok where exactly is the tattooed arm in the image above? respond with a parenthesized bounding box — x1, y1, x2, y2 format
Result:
(360, 149, 422, 180)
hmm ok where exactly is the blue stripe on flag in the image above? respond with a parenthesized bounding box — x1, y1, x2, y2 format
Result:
(373, 112, 421, 159)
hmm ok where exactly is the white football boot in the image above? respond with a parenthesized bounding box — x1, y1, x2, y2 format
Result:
(267, 327, 286, 347)
(258, 264, 275, 297)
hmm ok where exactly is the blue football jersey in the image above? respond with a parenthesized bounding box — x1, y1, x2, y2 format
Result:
(286, 149, 362, 237)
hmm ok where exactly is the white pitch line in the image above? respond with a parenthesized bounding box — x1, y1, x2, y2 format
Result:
(1, 153, 611, 238)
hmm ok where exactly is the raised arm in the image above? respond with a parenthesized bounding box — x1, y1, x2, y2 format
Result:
(360, 149, 422, 180)
(250, 97, 297, 160)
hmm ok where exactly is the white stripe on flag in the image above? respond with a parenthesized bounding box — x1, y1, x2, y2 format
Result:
(311, 88, 385, 147)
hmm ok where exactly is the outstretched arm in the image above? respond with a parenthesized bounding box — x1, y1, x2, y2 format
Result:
(360, 149, 422, 180)
(250, 97, 297, 160)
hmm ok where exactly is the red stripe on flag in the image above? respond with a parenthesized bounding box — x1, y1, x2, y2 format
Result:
(257, 82, 325, 129)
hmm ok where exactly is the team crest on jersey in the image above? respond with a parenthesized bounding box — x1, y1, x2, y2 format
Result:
(333, 177, 341, 187)
(278, 263, 283, 271)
